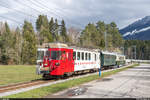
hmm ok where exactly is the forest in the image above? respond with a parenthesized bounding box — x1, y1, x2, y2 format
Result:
(124, 40, 150, 60)
(0, 15, 149, 65)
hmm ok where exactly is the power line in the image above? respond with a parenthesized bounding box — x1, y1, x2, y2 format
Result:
(14, 0, 42, 14)
(15, 0, 62, 23)
(29, 0, 82, 26)
(28, 0, 62, 19)
(1, 0, 82, 27)
(34, 0, 71, 19)
(0, 1, 37, 19)
(34, 0, 67, 17)
(0, 16, 23, 25)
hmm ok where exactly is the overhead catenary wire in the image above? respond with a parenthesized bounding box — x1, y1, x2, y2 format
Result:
(15, 0, 62, 23)
(0, 16, 23, 25)
(0, 0, 82, 27)
(28, 0, 62, 19)
(0, 0, 38, 27)
(33, 0, 68, 18)
(14, 0, 42, 15)
(28, 0, 82, 26)
(0, 1, 37, 19)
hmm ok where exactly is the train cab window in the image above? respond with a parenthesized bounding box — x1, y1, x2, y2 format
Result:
(95, 54, 96, 61)
(46, 50, 50, 58)
(89, 53, 91, 60)
(82, 52, 84, 60)
(85, 53, 87, 60)
(51, 51, 62, 60)
(77, 52, 80, 60)
(73, 52, 76, 60)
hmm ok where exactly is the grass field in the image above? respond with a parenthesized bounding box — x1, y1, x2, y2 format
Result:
(0, 65, 42, 86)
(4, 64, 139, 98)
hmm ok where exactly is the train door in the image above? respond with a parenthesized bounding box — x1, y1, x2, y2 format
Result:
(67, 49, 74, 72)
(60, 50, 67, 73)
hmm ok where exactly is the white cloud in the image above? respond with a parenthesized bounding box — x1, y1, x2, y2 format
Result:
(0, 0, 150, 29)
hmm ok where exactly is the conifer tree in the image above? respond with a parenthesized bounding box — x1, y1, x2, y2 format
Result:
(22, 21, 37, 64)
(14, 27, 22, 64)
(49, 17, 54, 35)
(36, 15, 53, 45)
(60, 19, 69, 42)
(1, 22, 11, 64)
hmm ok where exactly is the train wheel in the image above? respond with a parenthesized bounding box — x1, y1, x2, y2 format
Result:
(42, 74, 52, 80)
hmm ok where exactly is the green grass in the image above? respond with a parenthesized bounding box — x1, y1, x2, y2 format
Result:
(0, 65, 42, 86)
(4, 63, 139, 98)
(140, 62, 150, 64)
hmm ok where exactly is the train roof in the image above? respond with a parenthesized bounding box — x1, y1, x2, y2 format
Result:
(116, 54, 125, 57)
(101, 51, 116, 55)
(69, 46, 100, 52)
(37, 42, 100, 52)
(37, 43, 124, 55)
(37, 43, 68, 48)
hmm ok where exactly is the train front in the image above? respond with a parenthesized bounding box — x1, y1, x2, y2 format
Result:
(36, 43, 72, 78)
(36, 48, 62, 77)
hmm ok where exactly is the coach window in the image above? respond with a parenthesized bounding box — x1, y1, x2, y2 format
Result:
(95, 54, 96, 61)
(85, 53, 87, 60)
(73, 52, 76, 60)
(89, 53, 91, 60)
(82, 52, 84, 60)
(77, 52, 80, 60)
(87, 53, 88, 60)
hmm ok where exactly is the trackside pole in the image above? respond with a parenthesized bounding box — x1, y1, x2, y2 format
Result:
(99, 67, 101, 77)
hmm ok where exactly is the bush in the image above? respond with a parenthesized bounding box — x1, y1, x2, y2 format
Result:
(1, 54, 10, 65)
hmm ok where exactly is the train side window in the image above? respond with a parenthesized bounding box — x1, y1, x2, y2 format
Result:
(95, 54, 96, 61)
(87, 53, 88, 60)
(46, 50, 50, 58)
(77, 52, 80, 60)
(89, 53, 91, 60)
(73, 52, 76, 60)
(85, 53, 87, 60)
(82, 52, 84, 60)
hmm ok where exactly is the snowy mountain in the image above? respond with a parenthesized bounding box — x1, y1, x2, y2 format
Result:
(119, 16, 150, 40)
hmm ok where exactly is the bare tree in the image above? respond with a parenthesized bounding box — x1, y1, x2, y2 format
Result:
(67, 27, 81, 44)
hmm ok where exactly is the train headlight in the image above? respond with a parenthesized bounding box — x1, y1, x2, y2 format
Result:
(55, 62, 60, 66)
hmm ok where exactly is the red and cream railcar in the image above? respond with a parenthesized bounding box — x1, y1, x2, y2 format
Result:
(36, 43, 100, 78)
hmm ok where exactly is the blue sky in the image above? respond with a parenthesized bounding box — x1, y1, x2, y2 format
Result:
(0, 0, 150, 29)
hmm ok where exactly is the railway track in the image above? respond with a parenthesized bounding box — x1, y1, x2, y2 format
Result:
(0, 71, 99, 94)
(0, 80, 55, 93)
(0, 65, 126, 95)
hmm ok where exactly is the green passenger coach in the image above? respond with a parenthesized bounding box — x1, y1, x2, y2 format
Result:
(100, 51, 116, 68)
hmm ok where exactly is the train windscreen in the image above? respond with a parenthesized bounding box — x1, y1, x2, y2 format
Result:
(51, 51, 62, 60)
